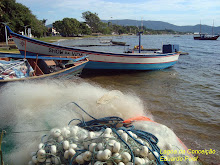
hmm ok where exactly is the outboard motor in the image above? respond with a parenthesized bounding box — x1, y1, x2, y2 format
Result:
(162, 44, 179, 53)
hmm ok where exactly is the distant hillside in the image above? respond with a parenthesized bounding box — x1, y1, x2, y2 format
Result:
(46, 24, 53, 28)
(102, 19, 220, 34)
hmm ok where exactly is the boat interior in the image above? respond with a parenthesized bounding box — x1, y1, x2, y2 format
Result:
(0, 55, 87, 80)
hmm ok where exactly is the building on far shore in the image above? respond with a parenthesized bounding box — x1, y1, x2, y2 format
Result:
(52, 27, 60, 36)
(19, 28, 33, 38)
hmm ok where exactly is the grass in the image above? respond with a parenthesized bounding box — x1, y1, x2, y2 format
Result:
(0, 48, 19, 54)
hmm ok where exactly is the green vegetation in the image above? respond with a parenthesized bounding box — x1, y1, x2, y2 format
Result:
(0, 1, 186, 43)
(82, 11, 101, 33)
(0, 0, 47, 41)
(53, 18, 91, 36)
(143, 27, 186, 35)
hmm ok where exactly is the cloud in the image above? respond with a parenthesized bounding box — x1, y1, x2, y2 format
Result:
(16, 0, 220, 26)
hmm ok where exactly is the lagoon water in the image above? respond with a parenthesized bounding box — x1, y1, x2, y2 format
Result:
(0, 35, 219, 164)
(59, 35, 220, 164)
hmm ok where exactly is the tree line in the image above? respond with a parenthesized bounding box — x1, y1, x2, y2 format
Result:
(0, 0, 47, 42)
(52, 11, 143, 36)
(0, 0, 184, 42)
(0, 0, 140, 41)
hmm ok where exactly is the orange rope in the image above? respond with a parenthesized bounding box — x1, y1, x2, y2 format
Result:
(123, 116, 154, 123)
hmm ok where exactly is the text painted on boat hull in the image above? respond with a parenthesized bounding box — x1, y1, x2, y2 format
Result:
(49, 48, 83, 56)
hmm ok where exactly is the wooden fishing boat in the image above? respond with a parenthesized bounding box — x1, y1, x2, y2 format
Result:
(193, 33, 219, 40)
(194, 21, 219, 40)
(0, 53, 88, 82)
(6, 26, 180, 70)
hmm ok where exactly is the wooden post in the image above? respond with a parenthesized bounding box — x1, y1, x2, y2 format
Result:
(34, 54, 39, 76)
(4, 25, 8, 46)
(138, 31, 143, 53)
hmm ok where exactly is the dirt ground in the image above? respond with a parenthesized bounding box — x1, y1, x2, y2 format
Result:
(0, 40, 15, 46)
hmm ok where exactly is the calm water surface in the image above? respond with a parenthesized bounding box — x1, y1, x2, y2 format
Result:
(59, 35, 220, 164)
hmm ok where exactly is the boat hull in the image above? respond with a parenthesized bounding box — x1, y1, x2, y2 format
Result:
(111, 41, 126, 46)
(7, 26, 179, 70)
(18, 49, 179, 70)
(85, 58, 178, 70)
(194, 35, 219, 40)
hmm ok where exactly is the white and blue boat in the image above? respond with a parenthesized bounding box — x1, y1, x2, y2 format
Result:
(6, 26, 180, 70)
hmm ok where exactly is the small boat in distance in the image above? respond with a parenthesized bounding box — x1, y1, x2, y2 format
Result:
(111, 41, 126, 46)
(100, 39, 112, 44)
(6, 26, 180, 70)
(0, 53, 88, 82)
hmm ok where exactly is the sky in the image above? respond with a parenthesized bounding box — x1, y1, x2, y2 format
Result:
(16, 0, 220, 27)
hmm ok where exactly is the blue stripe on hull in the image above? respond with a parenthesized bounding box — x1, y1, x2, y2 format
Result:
(85, 61, 177, 70)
